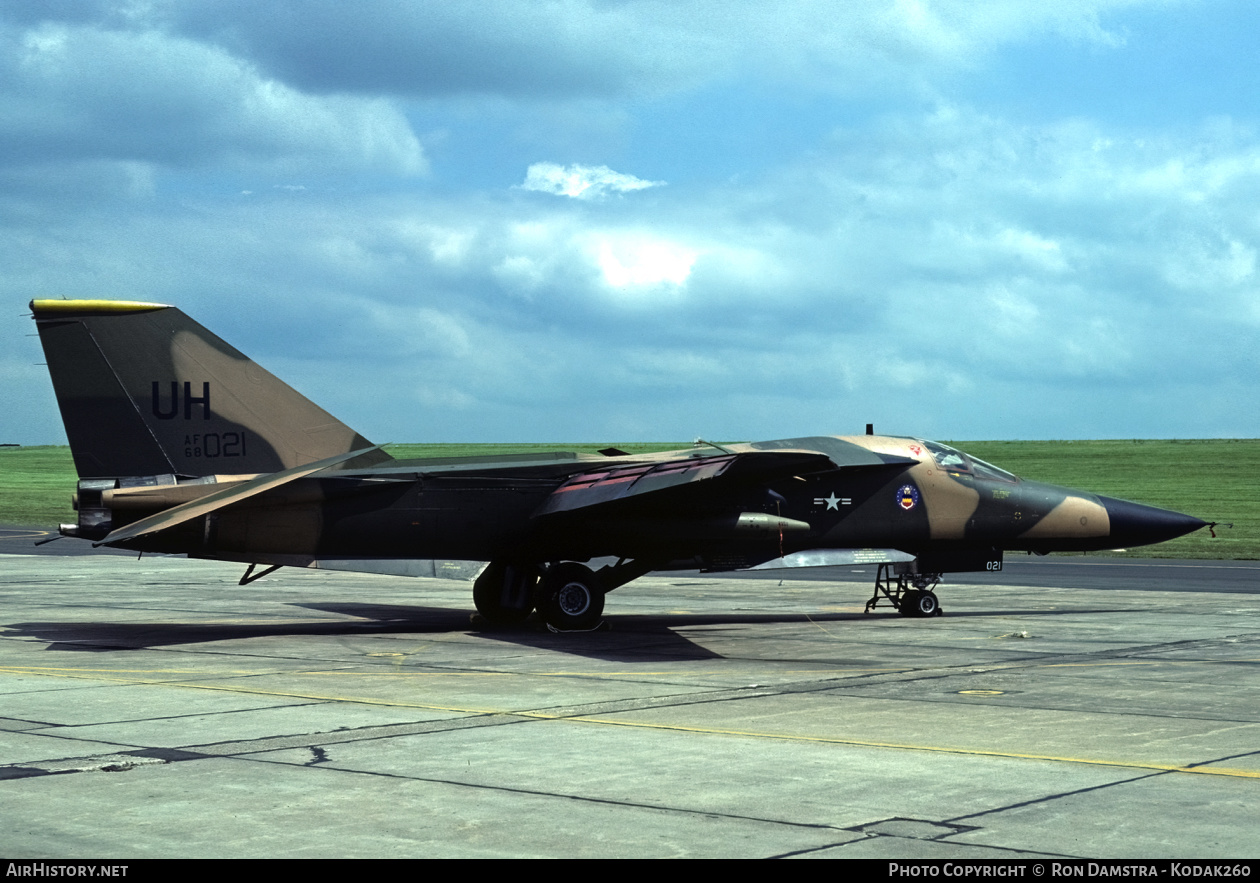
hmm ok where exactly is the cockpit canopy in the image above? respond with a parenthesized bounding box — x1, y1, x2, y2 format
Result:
(919, 440, 1017, 483)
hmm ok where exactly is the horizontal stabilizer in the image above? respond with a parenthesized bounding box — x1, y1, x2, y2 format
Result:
(97, 446, 382, 547)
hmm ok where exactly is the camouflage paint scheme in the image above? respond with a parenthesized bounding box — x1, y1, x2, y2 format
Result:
(30, 300, 1206, 629)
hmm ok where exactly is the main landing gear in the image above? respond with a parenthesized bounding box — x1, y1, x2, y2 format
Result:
(473, 558, 653, 632)
(864, 562, 944, 618)
(535, 562, 605, 631)
(472, 561, 537, 625)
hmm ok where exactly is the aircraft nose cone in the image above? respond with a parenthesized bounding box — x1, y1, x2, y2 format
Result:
(1099, 496, 1207, 547)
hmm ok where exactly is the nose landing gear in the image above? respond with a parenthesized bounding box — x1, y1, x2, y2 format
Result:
(864, 562, 944, 618)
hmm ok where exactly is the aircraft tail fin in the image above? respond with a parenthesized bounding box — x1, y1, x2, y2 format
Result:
(30, 299, 389, 479)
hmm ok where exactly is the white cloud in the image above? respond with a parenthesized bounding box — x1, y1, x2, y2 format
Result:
(493, 254, 551, 295)
(1162, 236, 1256, 291)
(164, 0, 1141, 101)
(997, 228, 1068, 272)
(0, 19, 426, 176)
(520, 163, 664, 200)
(6, 3, 1260, 444)
(594, 236, 696, 289)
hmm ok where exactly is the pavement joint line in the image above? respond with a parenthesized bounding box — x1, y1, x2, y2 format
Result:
(5, 740, 897, 842)
(227, 757, 867, 837)
(2, 665, 777, 718)
(540, 714, 1260, 780)
(178, 713, 537, 756)
(8, 636, 1260, 781)
(939, 764, 1219, 830)
(0, 661, 1011, 720)
(7, 681, 1259, 782)
(9, 653, 1260, 722)
(0, 717, 534, 777)
(10, 732, 1233, 855)
(2, 626, 1253, 680)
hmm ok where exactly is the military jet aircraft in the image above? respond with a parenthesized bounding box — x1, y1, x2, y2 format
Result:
(30, 299, 1207, 630)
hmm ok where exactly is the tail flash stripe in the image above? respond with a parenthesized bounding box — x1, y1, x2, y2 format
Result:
(31, 299, 171, 315)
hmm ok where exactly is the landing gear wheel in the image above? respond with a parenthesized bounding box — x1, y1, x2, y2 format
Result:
(537, 562, 605, 631)
(900, 589, 941, 618)
(473, 561, 537, 625)
(898, 589, 921, 617)
(913, 590, 940, 617)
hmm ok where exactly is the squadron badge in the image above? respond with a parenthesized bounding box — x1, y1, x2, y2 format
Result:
(897, 483, 919, 511)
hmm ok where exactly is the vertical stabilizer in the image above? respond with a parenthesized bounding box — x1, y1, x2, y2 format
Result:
(31, 299, 387, 478)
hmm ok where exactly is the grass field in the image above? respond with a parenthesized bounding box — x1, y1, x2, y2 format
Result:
(2, 440, 1254, 559)
(0, 446, 79, 531)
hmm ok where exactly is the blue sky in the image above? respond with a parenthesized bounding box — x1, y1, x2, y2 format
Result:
(4, 1, 1257, 444)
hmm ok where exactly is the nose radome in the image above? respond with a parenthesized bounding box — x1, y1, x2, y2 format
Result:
(1098, 496, 1207, 547)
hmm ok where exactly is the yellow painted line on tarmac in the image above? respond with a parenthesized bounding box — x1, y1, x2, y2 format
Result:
(0, 666, 510, 714)
(0, 664, 902, 679)
(1041, 660, 1260, 668)
(291, 668, 905, 678)
(0, 664, 891, 718)
(1, 666, 273, 676)
(0, 665, 503, 677)
(1041, 661, 1159, 669)
(534, 714, 1260, 781)
(6, 665, 1258, 781)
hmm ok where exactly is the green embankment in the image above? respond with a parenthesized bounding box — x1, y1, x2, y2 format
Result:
(2, 440, 1254, 559)
(0, 446, 78, 529)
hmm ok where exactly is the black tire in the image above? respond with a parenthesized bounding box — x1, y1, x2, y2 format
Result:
(537, 562, 605, 631)
(915, 591, 940, 617)
(473, 561, 537, 624)
(898, 589, 921, 617)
